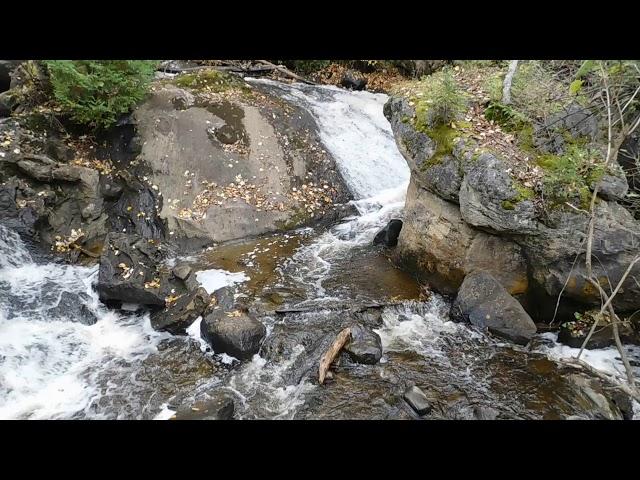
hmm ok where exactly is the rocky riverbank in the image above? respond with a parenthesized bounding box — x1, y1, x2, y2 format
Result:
(0, 67, 353, 257)
(383, 62, 640, 349)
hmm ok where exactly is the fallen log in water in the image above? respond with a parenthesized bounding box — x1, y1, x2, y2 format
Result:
(274, 301, 404, 315)
(318, 327, 351, 385)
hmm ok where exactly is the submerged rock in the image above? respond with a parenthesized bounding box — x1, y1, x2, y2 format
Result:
(46, 291, 97, 326)
(200, 310, 266, 360)
(173, 391, 235, 420)
(373, 219, 403, 248)
(452, 271, 537, 345)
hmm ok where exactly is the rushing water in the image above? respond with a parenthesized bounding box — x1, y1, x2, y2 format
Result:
(1, 80, 639, 420)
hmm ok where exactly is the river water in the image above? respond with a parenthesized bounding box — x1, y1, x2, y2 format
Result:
(1, 80, 639, 420)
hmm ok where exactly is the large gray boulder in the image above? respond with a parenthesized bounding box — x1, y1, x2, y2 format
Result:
(133, 79, 351, 245)
(451, 271, 537, 345)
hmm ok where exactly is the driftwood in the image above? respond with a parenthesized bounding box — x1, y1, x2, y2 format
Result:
(157, 60, 317, 85)
(563, 358, 640, 404)
(158, 64, 278, 75)
(70, 243, 101, 258)
(257, 60, 317, 85)
(274, 301, 404, 315)
(318, 327, 351, 385)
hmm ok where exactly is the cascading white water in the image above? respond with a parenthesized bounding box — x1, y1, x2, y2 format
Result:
(0, 225, 170, 419)
(247, 79, 410, 200)
(246, 80, 412, 306)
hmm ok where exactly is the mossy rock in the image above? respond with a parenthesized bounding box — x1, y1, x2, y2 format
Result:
(173, 69, 250, 95)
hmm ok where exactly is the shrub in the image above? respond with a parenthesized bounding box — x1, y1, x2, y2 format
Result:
(43, 60, 158, 129)
(414, 69, 467, 128)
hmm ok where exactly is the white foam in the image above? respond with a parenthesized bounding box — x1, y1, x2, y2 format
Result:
(153, 403, 176, 420)
(218, 353, 239, 365)
(0, 225, 170, 419)
(194, 268, 249, 294)
(535, 332, 640, 381)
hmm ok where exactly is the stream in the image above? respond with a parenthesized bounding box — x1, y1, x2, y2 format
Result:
(1, 80, 639, 420)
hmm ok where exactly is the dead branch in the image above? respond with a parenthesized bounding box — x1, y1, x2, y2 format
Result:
(257, 60, 317, 85)
(573, 63, 638, 392)
(563, 357, 640, 404)
(274, 301, 403, 315)
(318, 328, 351, 385)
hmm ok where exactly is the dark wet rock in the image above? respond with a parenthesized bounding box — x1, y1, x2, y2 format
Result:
(0, 90, 18, 117)
(260, 327, 320, 364)
(0, 185, 18, 218)
(105, 171, 165, 241)
(373, 219, 403, 247)
(99, 176, 123, 199)
(403, 386, 432, 415)
(173, 391, 235, 420)
(459, 152, 538, 234)
(341, 70, 367, 91)
(97, 233, 186, 306)
(344, 324, 383, 365)
(452, 271, 537, 345)
(0, 61, 22, 92)
(353, 308, 384, 329)
(151, 287, 210, 334)
(172, 263, 192, 281)
(208, 286, 237, 311)
(46, 291, 98, 326)
(200, 310, 266, 360)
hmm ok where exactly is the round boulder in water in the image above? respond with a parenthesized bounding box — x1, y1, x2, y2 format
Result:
(200, 310, 266, 360)
(344, 324, 383, 364)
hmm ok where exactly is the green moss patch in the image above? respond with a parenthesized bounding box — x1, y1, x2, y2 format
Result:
(536, 143, 605, 209)
(173, 69, 249, 94)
